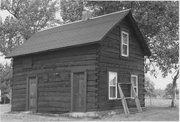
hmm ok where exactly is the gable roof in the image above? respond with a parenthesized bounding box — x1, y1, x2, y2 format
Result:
(6, 9, 151, 58)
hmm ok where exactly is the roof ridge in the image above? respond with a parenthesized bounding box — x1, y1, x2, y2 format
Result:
(91, 9, 131, 19)
(37, 9, 131, 34)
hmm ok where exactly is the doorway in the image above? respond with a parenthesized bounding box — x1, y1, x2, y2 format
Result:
(71, 71, 86, 112)
(27, 76, 37, 112)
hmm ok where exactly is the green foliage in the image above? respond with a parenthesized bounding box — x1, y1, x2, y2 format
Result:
(60, 1, 179, 77)
(154, 89, 165, 98)
(145, 77, 156, 97)
(164, 83, 179, 98)
(0, 63, 12, 100)
(60, 0, 85, 23)
(0, 0, 58, 55)
(0, 0, 59, 100)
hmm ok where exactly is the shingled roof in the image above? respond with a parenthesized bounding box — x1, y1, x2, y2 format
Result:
(6, 9, 151, 58)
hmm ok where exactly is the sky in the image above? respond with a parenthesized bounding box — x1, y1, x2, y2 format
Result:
(145, 71, 177, 89)
(0, 10, 12, 22)
(0, 8, 179, 90)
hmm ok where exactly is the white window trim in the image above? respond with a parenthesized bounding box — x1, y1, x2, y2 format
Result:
(131, 75, 138, 97)
(121, 31, 129, 57)
(108, 71, 117, 100)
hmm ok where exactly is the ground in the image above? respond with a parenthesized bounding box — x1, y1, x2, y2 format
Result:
(0, 98, 179, 121)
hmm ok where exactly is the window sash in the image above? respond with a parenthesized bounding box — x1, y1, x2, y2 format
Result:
(109, 86, 116, 98)
(122, 33, 128, 44)
(109, 72, 117, 100)
(121, 31, 129, 57)
(131, 75, 138, 97)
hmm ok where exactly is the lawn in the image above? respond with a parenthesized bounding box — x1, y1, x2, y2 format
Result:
(0, 98, 179, 121)
(103, 98, 179, 121)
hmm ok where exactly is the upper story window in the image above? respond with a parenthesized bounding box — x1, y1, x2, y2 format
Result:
(108, 71, 117, 100)
(131, 75, 138, 97)
(121, 31, 129, 57)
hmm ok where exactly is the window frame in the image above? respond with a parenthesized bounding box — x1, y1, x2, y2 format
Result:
(108, 71, 118, 100)
(131, 75, 138, 97)
(121, 31, 129, 57)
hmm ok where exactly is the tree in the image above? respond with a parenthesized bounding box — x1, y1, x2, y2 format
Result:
(60, 0, 85, 23)
(0, 63, 12, 103)
(164, 83, 179, 99)
(145, 77, 156, 97)
(60, 1, 179, 107)
(0, 0, 59, 103)
(145, 77, 156, 106)
(154, 89, 165, 98)
(0, 0, 58, 55)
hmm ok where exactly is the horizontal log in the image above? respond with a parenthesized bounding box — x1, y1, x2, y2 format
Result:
(38, 107, 69, 113)
(87, 92, 98, 97)
(38, 101, 70, 108)
(33, 45, 98, 61)
(87, 103, 98, 110)
(12, 102, 26, 108)
(34, 54, 98, 65)
(87, 97, 97, 103)
(33, 60, 97, 69)
(100, 46, 119, 55)
(12, 80, 26, 86)
(87, 80, 97, 86)
(38, 92, 70, 97)
(12, 89, 26, 94)
(13, 65, 97, 76)
(12, 84, 26, 89)
(87, 87, 98, 92)
(12, 108, 25, 111)
(12, 97, 25, 102)
(12, 93, 26, 98)
(38, 82, 70, 88)
(38, 87, 70, 92)
(87, 74, 97, 81)
(38, 96, 70, 102)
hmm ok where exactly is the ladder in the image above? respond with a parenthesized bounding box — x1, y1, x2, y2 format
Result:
(118, 84, 129, 117)
(118, 83, 142, 117)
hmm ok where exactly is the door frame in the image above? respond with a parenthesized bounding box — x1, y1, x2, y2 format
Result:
(26, 75, 38, 112)
(71, 70, 87, 112)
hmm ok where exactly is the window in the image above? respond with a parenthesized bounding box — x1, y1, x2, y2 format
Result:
(131, 75, 138, 97)
(108, 72, 117, 100)
(121, 31, 129, 57)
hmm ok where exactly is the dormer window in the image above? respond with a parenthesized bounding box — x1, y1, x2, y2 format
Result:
(121, 31, 129, 57)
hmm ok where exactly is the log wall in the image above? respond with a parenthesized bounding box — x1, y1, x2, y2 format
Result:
(12, 16, 146, 113)
(12, 44, 98, 113)
(97, 17, 145, 111)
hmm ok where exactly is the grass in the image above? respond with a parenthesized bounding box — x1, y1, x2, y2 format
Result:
(145, 97, 178, 107)
(103, 98, 179, 121)
(0, 98, 179, 121)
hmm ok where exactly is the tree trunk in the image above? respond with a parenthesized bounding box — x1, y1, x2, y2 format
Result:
(171, 70, 179, 107)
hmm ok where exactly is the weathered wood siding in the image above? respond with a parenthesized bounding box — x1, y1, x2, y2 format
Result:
(12, 16, 146, 113)
(97, 17, 145, 111)
(12, 44, 98, 113)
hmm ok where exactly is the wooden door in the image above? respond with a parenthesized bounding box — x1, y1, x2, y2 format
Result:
(72, 72, 86, 112)
(28, 76, 37, 112)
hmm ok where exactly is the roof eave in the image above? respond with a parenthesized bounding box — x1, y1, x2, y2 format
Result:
(5, 41, 100, 58)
